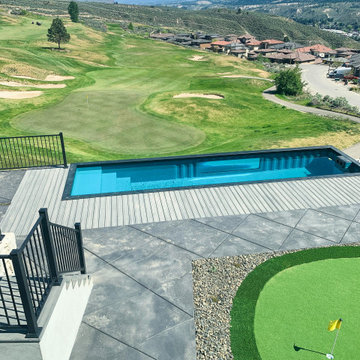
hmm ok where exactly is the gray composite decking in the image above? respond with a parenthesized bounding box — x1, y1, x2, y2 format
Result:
(2, 167, 360, 236)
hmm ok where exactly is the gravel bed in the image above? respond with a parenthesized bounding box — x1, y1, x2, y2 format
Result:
(192, 243, 359, 359)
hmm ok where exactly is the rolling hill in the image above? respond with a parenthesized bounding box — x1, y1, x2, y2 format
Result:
(1, 0, 359, 48)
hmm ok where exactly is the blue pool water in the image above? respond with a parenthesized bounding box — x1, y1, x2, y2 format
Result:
(70, 149, 359, 197)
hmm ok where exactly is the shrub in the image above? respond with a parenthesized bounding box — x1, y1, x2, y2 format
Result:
(275, 66, 304, 96)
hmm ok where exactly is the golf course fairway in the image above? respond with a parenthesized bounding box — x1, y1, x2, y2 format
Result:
(254, 257, 360, 359)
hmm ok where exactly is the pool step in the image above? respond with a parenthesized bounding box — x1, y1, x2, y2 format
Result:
(71, 167, 102, 196)
(101, 171, 117, 193)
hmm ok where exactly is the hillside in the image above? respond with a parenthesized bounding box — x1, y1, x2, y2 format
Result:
(1, 0, 359, 48)
(160, 0, 360, 34)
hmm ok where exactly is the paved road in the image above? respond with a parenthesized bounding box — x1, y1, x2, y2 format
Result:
(262, 86, 360, 123)
(300, 64, 360, 109)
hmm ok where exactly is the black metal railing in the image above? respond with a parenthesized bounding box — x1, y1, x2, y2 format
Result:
(0, 132, 67, 170)
(50, 222, 86, 274)
(0, 208, 86, 337)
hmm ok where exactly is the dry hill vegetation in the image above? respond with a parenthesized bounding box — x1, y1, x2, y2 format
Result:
(1, 0, 360, 48)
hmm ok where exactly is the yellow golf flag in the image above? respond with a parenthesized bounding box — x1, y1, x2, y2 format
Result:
(328, 319, 342, 331)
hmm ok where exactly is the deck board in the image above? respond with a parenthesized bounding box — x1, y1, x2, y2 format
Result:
(2, 167, 360, 236)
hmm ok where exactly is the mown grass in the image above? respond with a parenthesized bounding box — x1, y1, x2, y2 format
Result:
(1, 13, 360, 162)
(230, 245, 360, 360)
(255, 258, 360, 360)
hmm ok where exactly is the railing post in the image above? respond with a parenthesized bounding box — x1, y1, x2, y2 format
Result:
(75, 223, 86, 274)
(10, 250, 39, 338)
(39, 208, 60, 284)
(59, 132, 68, 168)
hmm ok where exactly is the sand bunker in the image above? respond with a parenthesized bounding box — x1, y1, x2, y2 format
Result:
(11, 74, 75, 82)
(45, 75, 75, 81)
(12, 75, 37, 80)
(0, 91, 43, 99)
(0, 81, 66, 89)
(174, 93, 224, 99)
(189, 55, 206, 61)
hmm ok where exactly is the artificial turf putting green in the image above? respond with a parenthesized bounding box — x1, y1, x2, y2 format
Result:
(254, 258, 360, 359)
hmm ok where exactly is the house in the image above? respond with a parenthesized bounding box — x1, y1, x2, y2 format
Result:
(150, 33, 175, 41)
(173, 36, 193, 43)
(261, 39, 284, 49)
(255, 48, 278, 56)
(191, 39, 212, 48)
(225, 34, 240, 42)
(247, 51, 258, 60)
(230, 49, 248, 58)
(204, 34, 223, 41)
(297, 44, 336, 58)
(210, 41, 232, 53)
(246, 40, 262, 51)
(224, 42, 247, 52)
(271, 42, 305, 50)
(200, 43, 212, 50)
(238, 33, 256, 44)
(349, 53, 360, 76)
(266, 51, 316, 64)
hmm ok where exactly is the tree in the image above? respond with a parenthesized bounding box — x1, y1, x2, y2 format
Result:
(47, 18, 70, 50)
(128, 22, 134, 31)
(68, 1, 79, 23)
(275, 66, 304, 96)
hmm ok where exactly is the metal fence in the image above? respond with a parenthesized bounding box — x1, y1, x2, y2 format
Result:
(50, 222, 86, 274)
(0, 208, 85, 337)
(0, 132, 67, 170)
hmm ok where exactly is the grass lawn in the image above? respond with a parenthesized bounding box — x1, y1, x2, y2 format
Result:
(2, 11, 360, 162)
(255, 258, 360, 359)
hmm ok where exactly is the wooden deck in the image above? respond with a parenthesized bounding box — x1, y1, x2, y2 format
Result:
(2, 167, 360, 236)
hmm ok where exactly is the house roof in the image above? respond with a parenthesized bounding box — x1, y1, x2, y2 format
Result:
(349, 53, 360, 67)
(256, 49, 278, 53)
(246, 40, 262, 46)
(211, 41, 232, 46)
(335, 47, 352, 52)
(261, 39, 284, 45)
(266, 51, 316, 62)
(298, 44, 334, 54)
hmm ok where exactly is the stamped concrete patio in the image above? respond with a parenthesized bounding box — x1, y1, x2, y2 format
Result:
(71, 205, 360, 359)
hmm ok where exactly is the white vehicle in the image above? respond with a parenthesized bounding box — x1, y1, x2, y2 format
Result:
(328, 67, 352, 78)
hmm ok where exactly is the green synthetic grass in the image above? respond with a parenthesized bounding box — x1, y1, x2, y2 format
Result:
(255, 258, 360, 360)
(230, 246, 360, 360)
(2, 13, 360, 162)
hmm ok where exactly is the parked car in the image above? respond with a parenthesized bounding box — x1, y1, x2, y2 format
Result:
(328, 67, 352, 79)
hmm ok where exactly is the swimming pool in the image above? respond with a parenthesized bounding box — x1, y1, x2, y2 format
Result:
(64, 147, 360, 199)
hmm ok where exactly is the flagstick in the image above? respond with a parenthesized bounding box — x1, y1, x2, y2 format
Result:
(330, 328, 340, 356)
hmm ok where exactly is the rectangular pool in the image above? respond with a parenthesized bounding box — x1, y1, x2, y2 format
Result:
(64, 147, 360, 199)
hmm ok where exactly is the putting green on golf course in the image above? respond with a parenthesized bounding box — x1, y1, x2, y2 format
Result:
(253, 258, 360, 359)
(2, 11, 360, 162)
